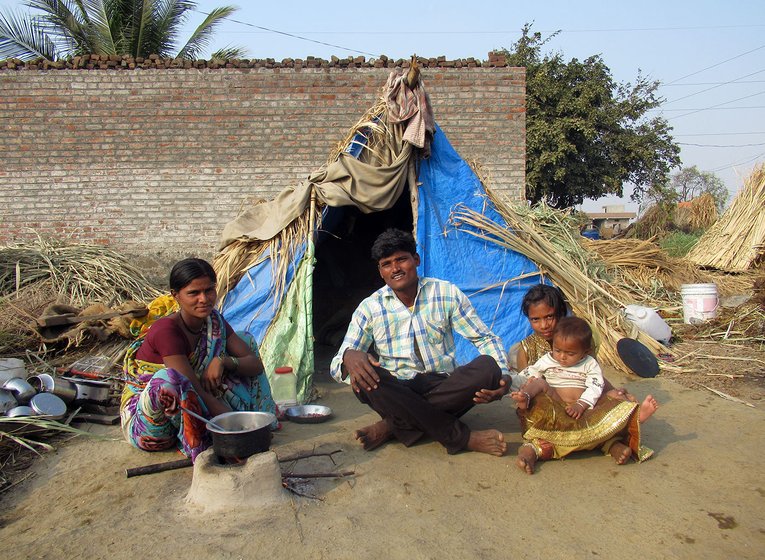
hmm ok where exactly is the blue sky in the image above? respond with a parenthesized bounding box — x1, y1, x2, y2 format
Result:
(3, 1, 764, 212)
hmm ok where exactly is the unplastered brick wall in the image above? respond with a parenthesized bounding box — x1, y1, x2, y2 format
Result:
(0, 54, 525, 260)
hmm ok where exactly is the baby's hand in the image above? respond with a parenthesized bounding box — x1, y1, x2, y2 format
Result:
(565, 401, 587, 419)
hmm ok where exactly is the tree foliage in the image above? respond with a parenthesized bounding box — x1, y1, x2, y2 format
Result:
(644, 165, 728, 211)
(500, 24, 681, 208)
(0, 0, 244, 61)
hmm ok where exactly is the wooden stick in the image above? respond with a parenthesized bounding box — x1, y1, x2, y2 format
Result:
(125, 458, 193, 478)
(277, 448, 342, 463)
(282, 470, 355, 479)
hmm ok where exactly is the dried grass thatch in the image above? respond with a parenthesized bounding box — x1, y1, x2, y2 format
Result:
(624, 203, 674, 240)
(675, 193, 718, 232)
(687, 164, 765, 271)
(450, 193, 671, 375)
(581, 237, 708, 302)
(0, 235, 163, 306)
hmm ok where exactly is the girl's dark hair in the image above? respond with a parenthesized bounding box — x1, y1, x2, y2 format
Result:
(553, 316, 593, 351)
(371, 228, 417, 262)
(521, 284, 567, 318)
(169, 258, 217, 292)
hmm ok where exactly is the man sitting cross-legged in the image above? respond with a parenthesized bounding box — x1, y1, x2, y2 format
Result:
(329, 228, 512, 456)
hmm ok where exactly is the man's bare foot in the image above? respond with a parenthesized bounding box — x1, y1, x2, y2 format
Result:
(609, 442, 632, 465)
(639, 395, 659, 423)
(516, 444, 537, 474)
(466, 429, 506, 456)
(354, 420, 392, 451)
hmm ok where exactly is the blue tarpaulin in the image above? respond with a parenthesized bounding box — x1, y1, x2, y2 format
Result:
(416, 125, 537, 363)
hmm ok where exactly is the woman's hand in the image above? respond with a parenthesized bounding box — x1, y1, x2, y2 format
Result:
(202, 356, 225, 393)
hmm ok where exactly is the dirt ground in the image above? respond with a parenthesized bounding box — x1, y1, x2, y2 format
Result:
(1, 354, 764, 559)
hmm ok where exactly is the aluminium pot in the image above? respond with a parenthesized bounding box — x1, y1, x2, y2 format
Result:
(207, 411, 275, 460)
(0, 389, 17, 415)
(2, 377, 36, 404)
(28, 373, 77, 404)
(29, 392, 67, 420)
(63, 377, 112, 405)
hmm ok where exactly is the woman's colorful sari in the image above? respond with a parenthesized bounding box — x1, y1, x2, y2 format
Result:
(120, 309, 277, 461)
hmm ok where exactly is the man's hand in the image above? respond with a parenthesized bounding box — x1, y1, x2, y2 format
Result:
(342, 349, 381, 393)
(474, 375, 511, 404)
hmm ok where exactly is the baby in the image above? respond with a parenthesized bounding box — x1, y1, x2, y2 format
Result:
(511, 316, 604, 419)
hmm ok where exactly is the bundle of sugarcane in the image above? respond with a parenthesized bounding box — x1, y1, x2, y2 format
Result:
(675, 193, 718, 232)
(687, 164, 765, 271)
(581, 237, 706, 295)
(0, 236, 162, 306)
(450, 196, 670, 374)
(625, 203, 674, 240)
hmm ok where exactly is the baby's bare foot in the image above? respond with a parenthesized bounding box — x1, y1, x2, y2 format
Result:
(467, 429, 507, 456)
(516, 444, 537, 474)
(639, 395, 659, 423)
(354, 420, 393, 451)
(609, 442, 632, 465)
(510, 391, 531, 410)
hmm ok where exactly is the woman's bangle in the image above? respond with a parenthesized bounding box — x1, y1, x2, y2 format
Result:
(229, 355, 239, 372)
(219, 354, 239, 372)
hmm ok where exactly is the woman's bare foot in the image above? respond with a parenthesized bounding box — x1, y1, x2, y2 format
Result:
(609, 442, 632, 465)
(354, 420, 393, 451)
(466, 429, 506, 456)
(605, 388, 636, 402)
(516, 444, 537, 474)
(639, 395, 659, 423)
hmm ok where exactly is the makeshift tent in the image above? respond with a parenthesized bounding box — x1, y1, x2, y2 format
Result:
(214, 69, 541, 402)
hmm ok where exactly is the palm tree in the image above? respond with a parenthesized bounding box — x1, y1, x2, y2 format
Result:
(0, 1, 245, 61)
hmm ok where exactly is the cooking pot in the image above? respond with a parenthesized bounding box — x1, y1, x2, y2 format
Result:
(6, 405, 35, 417)
(207, 411, 275, 460)
(29, 373, 77, 404)
(29, 392, 67, 420)
(63, 377, 112, 404)
(2, 377, 36, 404)
(0, 389, 17, 414)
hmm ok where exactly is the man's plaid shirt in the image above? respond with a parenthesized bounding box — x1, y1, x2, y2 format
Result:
(330, 277, 509, 382)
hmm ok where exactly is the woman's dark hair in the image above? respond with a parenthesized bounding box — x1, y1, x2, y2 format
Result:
(169, 258, 217, 292)
(371, 228, 417, 262)
(521, 284, 568, 319)
(553, 316, 593, 351)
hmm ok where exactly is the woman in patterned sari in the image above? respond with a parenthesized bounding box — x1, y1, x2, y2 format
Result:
(120, 258, 277, 461)
(512, 285, 654, 474)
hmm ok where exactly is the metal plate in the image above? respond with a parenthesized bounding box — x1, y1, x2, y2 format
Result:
(284, 405, 333, 424)
(616, 338, 660, 378)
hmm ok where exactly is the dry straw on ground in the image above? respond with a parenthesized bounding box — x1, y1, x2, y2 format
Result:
(687, 164, 765, 271)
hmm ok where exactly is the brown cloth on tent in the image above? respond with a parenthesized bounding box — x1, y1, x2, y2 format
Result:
(217, 68, 434, 250)
(385, 67, 435, 152)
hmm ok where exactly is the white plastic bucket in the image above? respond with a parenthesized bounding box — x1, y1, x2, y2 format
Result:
(680, 283, 718, 324)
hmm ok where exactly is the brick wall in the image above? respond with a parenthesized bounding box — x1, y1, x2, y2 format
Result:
(0, 56, 525, 261)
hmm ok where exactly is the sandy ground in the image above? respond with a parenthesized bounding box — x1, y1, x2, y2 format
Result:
(1, 365, 764, 560)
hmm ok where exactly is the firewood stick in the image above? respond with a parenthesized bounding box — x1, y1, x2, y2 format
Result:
(125, 458, 193, 478)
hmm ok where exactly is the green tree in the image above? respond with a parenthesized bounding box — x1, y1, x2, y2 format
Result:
(500, 24, 681, 208)
(0, 0, 243, 61)
(644, 165, 728, 211)
(671, 166, 728, 211)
